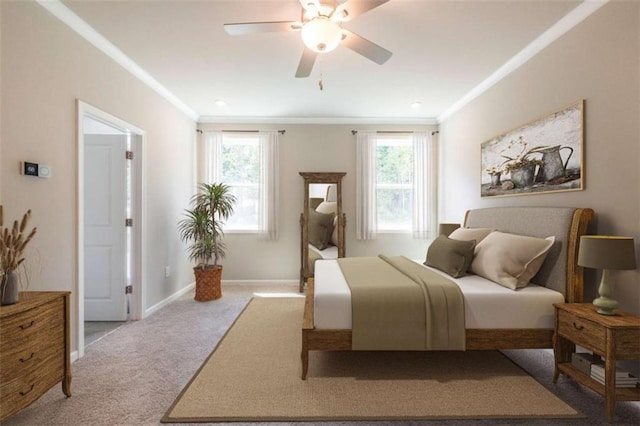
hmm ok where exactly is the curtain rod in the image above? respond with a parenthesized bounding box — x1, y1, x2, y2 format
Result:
(351, 130, 439, 135)
(196, 129, 285, 134)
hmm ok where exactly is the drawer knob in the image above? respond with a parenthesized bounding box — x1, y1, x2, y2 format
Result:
(19, 384, 35, 396)
(572, 322, 584, 331)
(18, 320, 34, 330)
(19, 352, 35, 363)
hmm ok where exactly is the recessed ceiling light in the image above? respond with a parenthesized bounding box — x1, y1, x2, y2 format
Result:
(410, 101, 422, 109)
(214, 99, 227, 107)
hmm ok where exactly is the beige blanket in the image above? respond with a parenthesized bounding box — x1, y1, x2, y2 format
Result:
(337, 255, 465, 351)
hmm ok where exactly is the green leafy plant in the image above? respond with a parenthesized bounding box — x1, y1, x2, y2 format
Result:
(178, 183, 236, 269)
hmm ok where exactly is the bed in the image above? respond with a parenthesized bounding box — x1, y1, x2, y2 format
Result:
(301, 206, 594, 379)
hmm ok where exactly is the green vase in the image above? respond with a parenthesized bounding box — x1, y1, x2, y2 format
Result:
(1, 272, 19, 305)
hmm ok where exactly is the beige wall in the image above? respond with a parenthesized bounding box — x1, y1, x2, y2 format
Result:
(1, 2, 196, 352)
(198, 123, 438, 281)
(439, 1, 640, 315)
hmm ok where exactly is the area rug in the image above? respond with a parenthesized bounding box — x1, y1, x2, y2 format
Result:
(162, 297, 580, 422)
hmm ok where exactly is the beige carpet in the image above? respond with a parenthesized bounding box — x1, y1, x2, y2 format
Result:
(163, 297, 580, 423)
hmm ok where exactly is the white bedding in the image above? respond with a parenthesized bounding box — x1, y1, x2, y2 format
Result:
(309, 244, 338, 259)
(313, 258, 565, 330)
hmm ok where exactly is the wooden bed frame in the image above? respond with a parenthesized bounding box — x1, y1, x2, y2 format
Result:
(301, 207, 594, 379)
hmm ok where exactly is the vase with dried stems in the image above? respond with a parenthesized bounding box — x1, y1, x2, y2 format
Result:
(0, 210, 37, 305)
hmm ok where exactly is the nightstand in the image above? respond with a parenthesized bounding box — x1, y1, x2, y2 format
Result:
(553, 303, 640, 422)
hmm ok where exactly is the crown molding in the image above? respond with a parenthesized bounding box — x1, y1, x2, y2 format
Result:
(197, 115, 439, 125)
(36, 0, 608, 127)
(36, 0, 199, 121)
(437, 0, 609, 123)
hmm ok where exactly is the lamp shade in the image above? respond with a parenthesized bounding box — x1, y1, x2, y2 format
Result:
(578, 236, 637, 270)
(438, 223, 461, 237)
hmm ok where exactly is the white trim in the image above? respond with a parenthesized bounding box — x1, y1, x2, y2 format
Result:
(70, 351, 79, 364)
(222, 280, 299, 286)
(144, 282, 195, 317)
(37, 0, 198, 121)
(198, 116, 439, 125)
(438, 0, 609, 122)
(76, 100, 147, 359)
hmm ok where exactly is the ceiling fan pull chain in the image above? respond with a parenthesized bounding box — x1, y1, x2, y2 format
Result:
(318, 57, 324, 91)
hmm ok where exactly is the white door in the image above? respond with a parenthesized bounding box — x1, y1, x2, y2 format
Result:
(84, 134, 128, 321)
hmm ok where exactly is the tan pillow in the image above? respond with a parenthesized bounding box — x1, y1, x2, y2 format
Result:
(448, 227, 493, 244)
(425, 235, 476, 278)
(470, 231, 555, 290)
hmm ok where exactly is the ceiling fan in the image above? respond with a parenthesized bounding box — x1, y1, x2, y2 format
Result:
(224, 0, 392, 78)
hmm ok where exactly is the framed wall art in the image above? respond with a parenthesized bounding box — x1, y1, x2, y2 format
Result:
(481, 100, 584, 198)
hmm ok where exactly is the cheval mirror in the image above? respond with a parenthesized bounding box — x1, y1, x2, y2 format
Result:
(299, 172, 346, 292)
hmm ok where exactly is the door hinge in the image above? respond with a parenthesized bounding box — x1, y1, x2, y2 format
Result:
(125, 218, 133, 227)
(125, 285, 133, 294)
(126, 151, 133, 160)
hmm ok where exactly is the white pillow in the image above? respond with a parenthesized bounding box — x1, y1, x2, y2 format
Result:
(470, 231, 555, 290)
(331, 216, 338, 246)
(448, 227, 493, 244)
(315, 201, 337, 215)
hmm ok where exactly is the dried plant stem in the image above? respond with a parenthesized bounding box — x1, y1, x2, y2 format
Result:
(1, 210, 37, 275)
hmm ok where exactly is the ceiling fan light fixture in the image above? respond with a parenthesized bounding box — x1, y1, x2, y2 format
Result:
(301, 17, 342, 53)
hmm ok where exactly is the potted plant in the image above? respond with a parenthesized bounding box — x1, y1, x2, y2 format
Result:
(178, 183, 236, 301)
(1, 210, 37, 305)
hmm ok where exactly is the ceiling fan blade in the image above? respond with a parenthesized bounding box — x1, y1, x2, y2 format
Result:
(341, 29, 392, 64)
(333, 0, 390, 22)
(295, 47, 318, 78)
(224, 21, 301, 36)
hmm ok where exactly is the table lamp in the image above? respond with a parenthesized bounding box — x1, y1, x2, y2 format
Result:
(577, 235, 637, 315)
(438, 223, 460, 237)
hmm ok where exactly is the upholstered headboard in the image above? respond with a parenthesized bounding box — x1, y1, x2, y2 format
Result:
(464, 207, 593, 302)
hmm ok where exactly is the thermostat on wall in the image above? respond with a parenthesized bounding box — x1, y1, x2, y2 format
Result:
(20, 162, 52, 179)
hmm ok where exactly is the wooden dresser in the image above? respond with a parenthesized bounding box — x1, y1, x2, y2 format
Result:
(0, 292, 72, 421)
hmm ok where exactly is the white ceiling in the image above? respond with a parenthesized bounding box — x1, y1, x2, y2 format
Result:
(55, 0, 593, 123)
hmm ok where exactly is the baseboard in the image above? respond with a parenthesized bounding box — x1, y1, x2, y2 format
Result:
(222, 279, 298, 286)
(71, 351, 79, 363)
(145, 282, 195, 317)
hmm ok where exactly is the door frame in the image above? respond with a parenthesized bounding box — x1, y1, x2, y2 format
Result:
(76, 100, 147, 359)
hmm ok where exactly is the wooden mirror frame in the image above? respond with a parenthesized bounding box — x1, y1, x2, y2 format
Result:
(299, 172, 346, 292)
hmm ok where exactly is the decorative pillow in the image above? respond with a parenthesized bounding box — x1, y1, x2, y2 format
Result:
(331, 216, 338, 246)
(308, 208, 335, 250)
(425, 235, 476, 278)
(448, 227, 493, 244)
(315, 201, 337, 215)
(470, 231, 555, 290)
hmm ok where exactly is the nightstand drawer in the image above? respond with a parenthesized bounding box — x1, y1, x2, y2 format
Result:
(558, 309, 605, 351)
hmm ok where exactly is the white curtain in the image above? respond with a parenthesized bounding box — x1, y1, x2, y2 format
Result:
(201, 130, 223, 183)
(412, 131, 437, 239)
(356, 131, 377, 240)
(258, 131, 279, 240)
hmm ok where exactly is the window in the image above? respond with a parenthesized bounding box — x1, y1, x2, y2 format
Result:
(220, 134, 260, 230)
(200, 131, 279, 238)
(356, 131, 436, 240)
(376, 135, 413, 231)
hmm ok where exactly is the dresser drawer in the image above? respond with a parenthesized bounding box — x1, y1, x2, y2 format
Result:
(0, 297, 64, 344)
(0, 352, 64, 420)
(0, 325, 64, 383)
(558, 309, 605, 352)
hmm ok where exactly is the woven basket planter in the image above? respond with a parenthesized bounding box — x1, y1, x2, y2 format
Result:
(193, 265, 223, 301)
